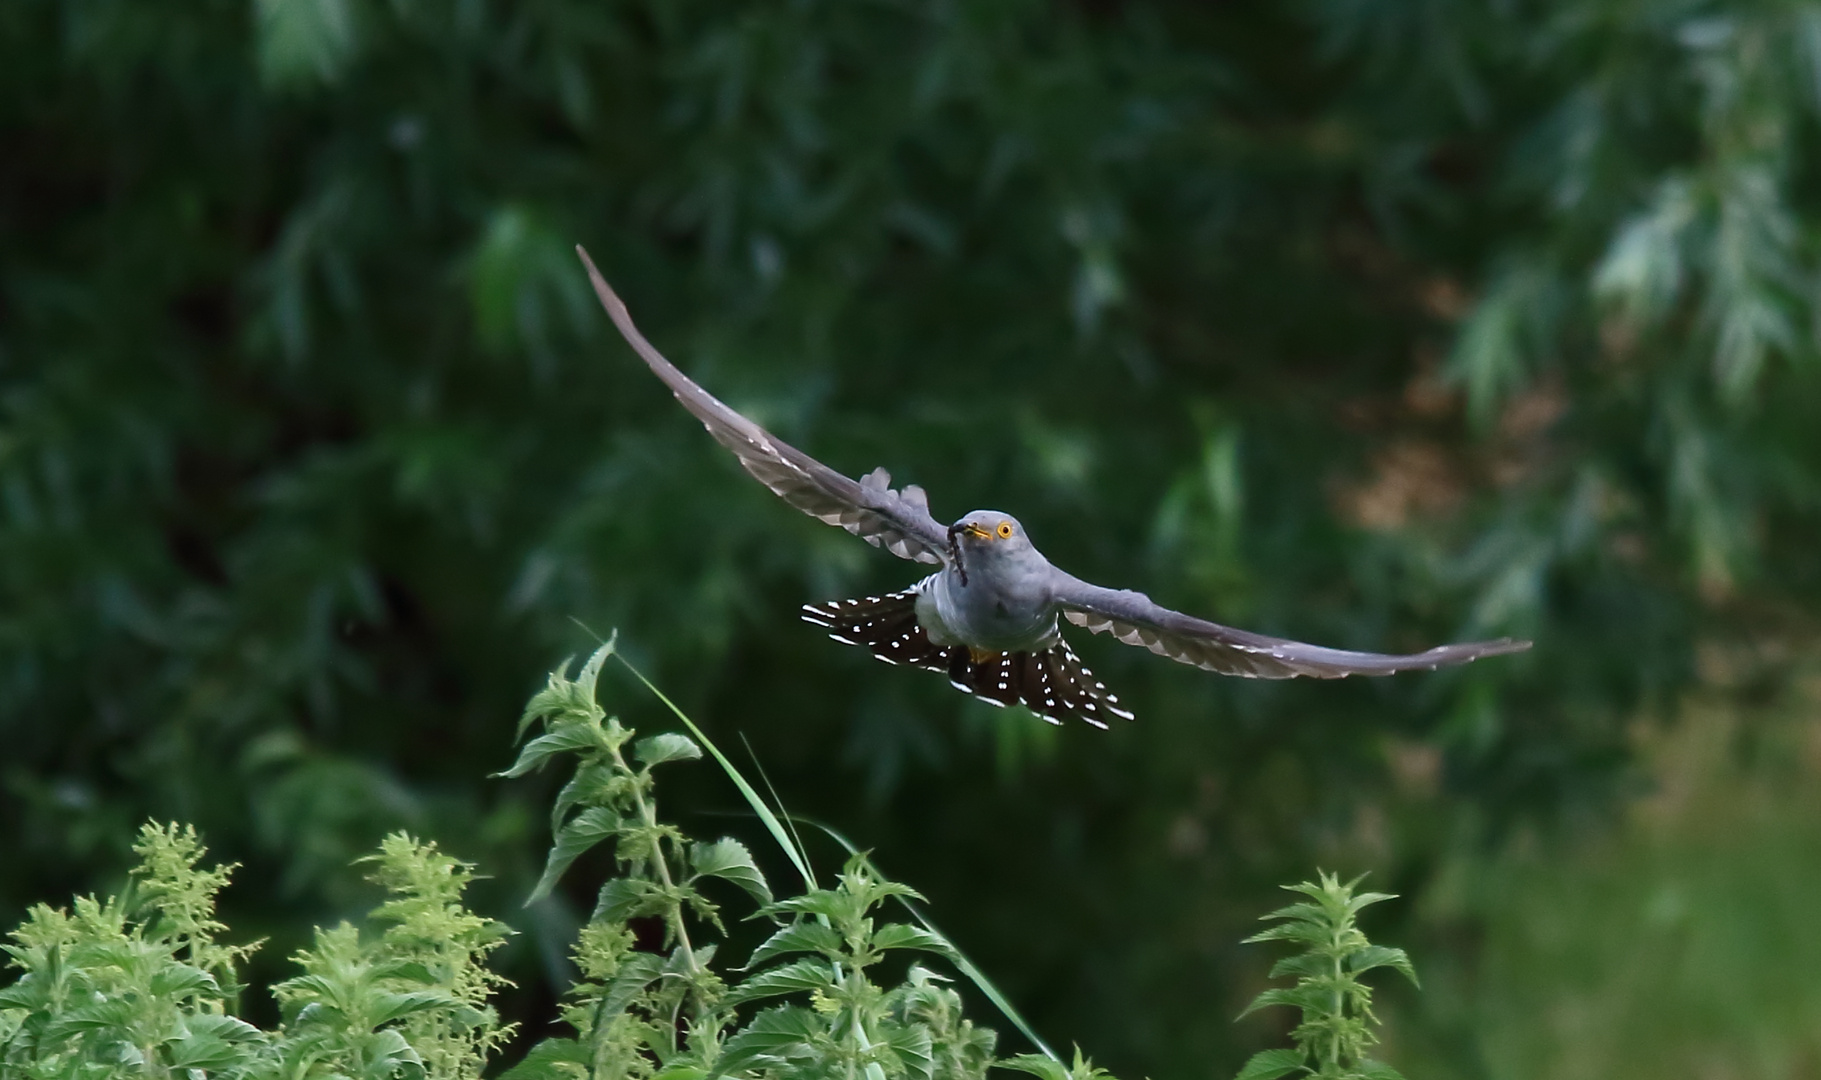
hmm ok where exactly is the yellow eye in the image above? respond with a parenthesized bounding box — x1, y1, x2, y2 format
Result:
(996, 521, 1014, 539)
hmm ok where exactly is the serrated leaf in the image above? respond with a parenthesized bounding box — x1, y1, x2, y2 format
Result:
(719, 1006, 823, 1074)
(1357, 1061, 1406, 1080)
(497, 1038, 589, 1080)
(1257, 901, 1328, 927)
(1242, 921, 1329, 947)
(184, 1014, 262, 1042)
(1266, 953, 1328, 980)
(761, 890, 849, 921)
(886, 1023, 934, 1080)
(167, 1019, 262, 1072)
(635, 733, 702, 768)
(498, 723, 609, 779)
(996, 1053, 1070, 1080)
(1347, 891, 1398, 914)
(594, 877, 666, 923)
(1347, 945, 1418, 987)
(1234, 1047, 1306, 1080)
(1238, 985, 1326, 1019)
(593, 953, 664, 1029)
(575, 638, 615, 698)
(721, 957, 838, 1006)
(552, 761, 618, 835)
(367, 1027, 424, 1068)
(0, 979, 45, 1010)
(148, 962, 219, 999)
(746, 922, 844, 969)
(371, 989, 461, 1026)
(44, 998, 139, 1041)
(370, 958, 439, 984)
(690, 838, 771, 905)
(527, 806, 623, 905)
(870, 923, 957, 959)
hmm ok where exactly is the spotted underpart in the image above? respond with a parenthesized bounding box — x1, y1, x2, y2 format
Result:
(801, 592, 1133, 729)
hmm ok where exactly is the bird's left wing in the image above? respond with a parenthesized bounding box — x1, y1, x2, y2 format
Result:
(578, 247, 948, 565)
(1049, 572, 1530, 679)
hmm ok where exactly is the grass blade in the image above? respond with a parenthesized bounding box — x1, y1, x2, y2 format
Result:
(793, 816, 1058, 1061)
(611, 652, 816, 892)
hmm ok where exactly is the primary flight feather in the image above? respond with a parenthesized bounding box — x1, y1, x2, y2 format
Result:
(577, 246, 1529, 729)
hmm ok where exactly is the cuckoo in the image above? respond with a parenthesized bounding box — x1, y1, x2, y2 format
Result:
(577, 248, 1530, 729)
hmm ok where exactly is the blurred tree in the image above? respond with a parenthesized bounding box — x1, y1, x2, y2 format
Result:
(5, 0, 1821, 1075)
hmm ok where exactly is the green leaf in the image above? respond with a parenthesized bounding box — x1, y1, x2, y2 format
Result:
(1266, 953, 1328, 981)
(594, 877, 667, 923)
(1347, 945, 1418, 987)
(1346, 891, 1398, 914)
(550, 760, 617, 837)
(1233, 1048, 1307, 1080)
(746, 921, 844, 969)
(887, 1023, 935, 1080)
(870, 923, 958, 960)
(497, 1038, 590, 1080)
(1256, 901, 1328, 927)
(148, 962, 219, 999)
(1356, 1061, 1407, 1080)
(370, 989, 462, 1026)
(1238, 985, 1327, 1019)
(798, 817, 1058, 1062)
(761, 891, 850, 921)
(614, 655, 816, 890)
(0, 977, 46, 1010)
(721, 957, 839, 1006)
(1243, 921, 1330, 947)
(497, 722, 610, 779)
(635, 733, 703, 768)
(594, 952, 665, 1028)
(575, 638, 616, 702)
(166, 1015, 263, 1070)
(527, 806, 623, 905)
(996, 1053, 1070, 1080)
(690, 838, 771, 906)
(719, 1005, 823, 1074)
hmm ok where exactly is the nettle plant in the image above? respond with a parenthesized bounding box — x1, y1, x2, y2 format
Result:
(0, 823, 511, 1079)
(1232, 874, 1419, 1080)
(0, 639, 1421, 1080)
(494, 641, 1025, 1080)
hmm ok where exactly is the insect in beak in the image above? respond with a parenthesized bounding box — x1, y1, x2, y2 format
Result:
(946, 523, 972, 586)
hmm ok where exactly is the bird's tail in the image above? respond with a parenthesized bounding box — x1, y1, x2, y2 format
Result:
(801, 591, 950, 671)
(947, 639, 1135, 729)
(802, 592, 1135, 729)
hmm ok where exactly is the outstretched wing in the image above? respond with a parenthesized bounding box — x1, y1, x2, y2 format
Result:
(578, 246, 948, 565)
(1050, 572, 1530, 679)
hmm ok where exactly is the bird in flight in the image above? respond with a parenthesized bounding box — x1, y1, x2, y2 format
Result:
(576, 247, 1529, 729)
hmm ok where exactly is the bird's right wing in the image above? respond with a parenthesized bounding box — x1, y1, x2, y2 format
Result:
(1050, 572, 1530, 679)
(578, 247, 949, 565)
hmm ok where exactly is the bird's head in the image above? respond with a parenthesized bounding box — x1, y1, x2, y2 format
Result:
(949, 510, 1028, 548)
(946, 511, 1038, 583)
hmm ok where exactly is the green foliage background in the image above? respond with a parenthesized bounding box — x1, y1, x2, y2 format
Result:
(6, 0, 1821, 1076)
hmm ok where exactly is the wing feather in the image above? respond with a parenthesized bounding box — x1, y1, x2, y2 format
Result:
(578, 247, 947, 565)
(1051, 573, 1530, 679)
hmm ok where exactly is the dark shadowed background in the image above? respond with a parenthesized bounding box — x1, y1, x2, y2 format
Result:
(7, 0, 1821, 1076)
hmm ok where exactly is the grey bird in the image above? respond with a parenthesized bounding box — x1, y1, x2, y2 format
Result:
(577, 247, 1530, 728)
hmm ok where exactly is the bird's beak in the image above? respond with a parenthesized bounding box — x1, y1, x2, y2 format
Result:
(959, 523, 992, 540)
